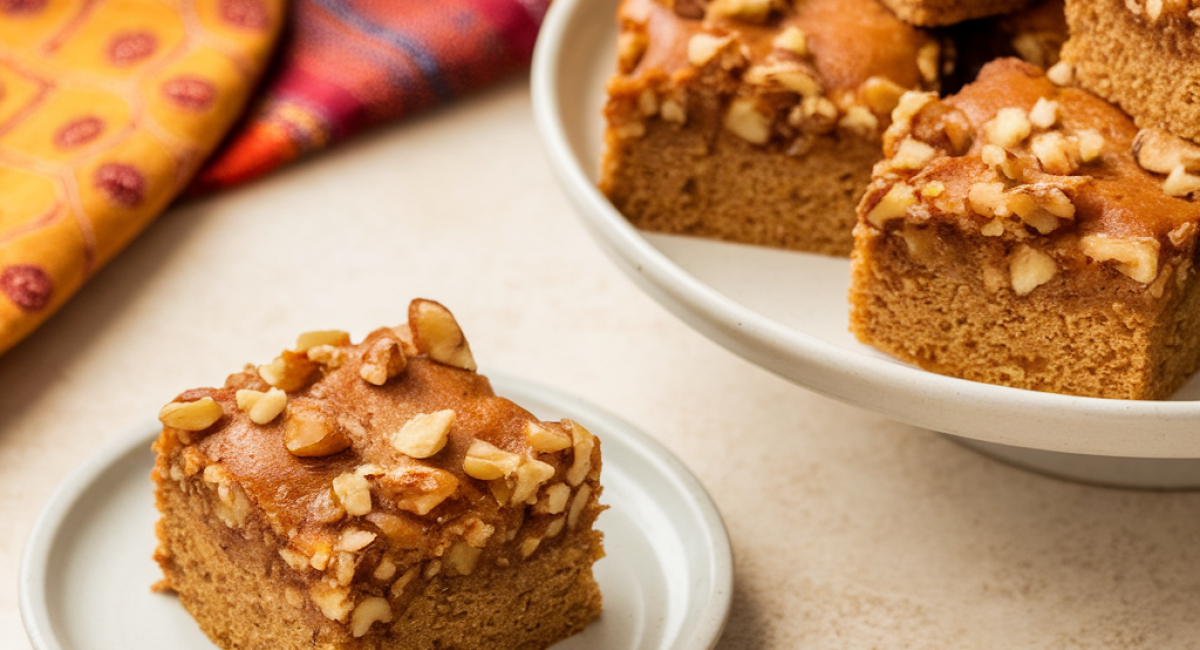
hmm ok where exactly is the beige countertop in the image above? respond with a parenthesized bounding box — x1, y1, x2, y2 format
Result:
(3, 77, 1199, 649)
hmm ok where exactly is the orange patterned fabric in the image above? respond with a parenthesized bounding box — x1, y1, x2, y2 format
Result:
(0, 0, 282, 355)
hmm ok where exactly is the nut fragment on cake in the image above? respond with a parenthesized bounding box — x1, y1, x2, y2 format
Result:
(1060, 0, 1200, 145)
(849, 58, 1200, 399)
(152, 299, 605, 649)
(599, 0, 940, 256)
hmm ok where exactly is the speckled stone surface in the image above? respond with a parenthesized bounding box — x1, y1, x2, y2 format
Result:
(2, 78, 1199, 649)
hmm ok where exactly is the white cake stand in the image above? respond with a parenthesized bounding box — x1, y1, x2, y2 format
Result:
(531, 0, 1200, 488)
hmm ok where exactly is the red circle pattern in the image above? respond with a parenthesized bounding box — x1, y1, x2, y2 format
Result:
(93, 163, 145, 207)
(54, 116, 105, 150)
(108, 31, 159, 67)
(161, 76, 215, 111)
(1, 264, 52, 311)
(219, 0, 269, 31)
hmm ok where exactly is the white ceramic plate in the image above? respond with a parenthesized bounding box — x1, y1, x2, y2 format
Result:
(19, 375, 732, 650)
(530, 0, 1200, 460)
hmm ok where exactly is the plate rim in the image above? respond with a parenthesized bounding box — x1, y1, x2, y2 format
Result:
(18, 373, 733, 650)
(530, 0, 1200, 459)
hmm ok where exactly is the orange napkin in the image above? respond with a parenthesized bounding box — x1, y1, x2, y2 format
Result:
(0, 0, 281, 356)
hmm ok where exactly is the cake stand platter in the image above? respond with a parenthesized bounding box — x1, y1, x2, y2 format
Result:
(531, 0, 1200, 488)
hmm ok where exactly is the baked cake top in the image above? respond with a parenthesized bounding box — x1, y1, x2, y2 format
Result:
(153, 299, 600, 620)
(609, 0, 939, 145)
(860, 58, 1200, 292)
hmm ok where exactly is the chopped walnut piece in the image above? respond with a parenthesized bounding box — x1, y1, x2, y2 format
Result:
(545, 517, 566, 538)
(258, 350, 319, 393)
(891, 138, 937, 170)
(565, 420, 596, 486)
(335, 528, 377, 552)
(916, 42, 939, 84)
(445, 541, 483, 576)
(744, 61, 820, 96)
(409, 299, 477, 371)
(159, 397, 224, 431)
(235, 387, 287, 424)
(637, 89, 659, 117)
(295, 330, 350, 353)
(1132, 127, 1200, 175)
(687, 33, 733, 67)
(1030, 132, 1080, 175)
(789, 96, 838, 134)
(310, 582, 353, 622)
(724, 97, 772, 144)
(772, 25, 808, 56)
(706, 0, 771, 23)
(866, 182, 917, 228)
(332, 472, 373, 516)
(520, 535, 542, 558)
(391, 410, 455, 459)
(1077, 130, 1106, 163)
(1080, 235, 1161, 284)
(536, 483, 572, 515)
(360, 331, 407, 386)
(525, 421, 572, 453)
(861, 77, 906, 116)
(279, 547, 310, 572)
(568, 483, 593, 529)
(967, 182, 1007, 218)
(511, 458, 556, 505)
(1028, 98, 1059, 130)
(306, 345, 346, 369)
(379, 465, 459, 516)
(1009, 246, 1058, 296)
(350, 596, 392, 637)
(1163, 166, 1200, 198)
(617, 30, 648, 73)
(887, 91, 935, 138)
(463, 439, 522, 480)
(661, 96, 687, 123)
(839, 106, 879, 136)
(983, 107, 1032, 149)
(1046, 61, 1074, 86)
(284, 399, 350, 457)
(373, 558, 397, 581)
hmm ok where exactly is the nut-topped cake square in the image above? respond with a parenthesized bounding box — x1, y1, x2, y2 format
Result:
(849, 58, 1200, 399)
(600, 0, 940, 255)
(151, 299, 604, 649)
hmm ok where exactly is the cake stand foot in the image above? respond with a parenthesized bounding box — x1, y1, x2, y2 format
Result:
(944, 436, 1200, 490)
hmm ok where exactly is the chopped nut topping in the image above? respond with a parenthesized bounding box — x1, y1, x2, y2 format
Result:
(1080, 235, 1161, 284)
(916, 42, 939, 84)
(887, 91, 935, 137)
(861, 77, 906, 116)
(637, 88, 659, 117)
(866, 182, 917, 228)
(744, 61, 821, 96)
(445, 541, 483, 576)
(1028, 98, 1059, 130)
(789, 96, 838, 134)
(568, 483, 593, 529)
(1046, 61, 1074, 86)
(373, 558, 397, 581)
(983, 107, 1032, 149)
(335, 528, 377, 552)
(1030, 132, 1080, 175)
(235, 387, 287, 424)
(536, 483, 572, 515)
(525, 421, 572, 453)
(1163, 166, 1200, 198)
(284, 400, 350, 457)
(706, 0, 771, 23)
(391, 410, 455, 459)
(921, 181, 945, 198)
(1009, 246, 1058, 296)
(359, 331, 407, 386)
(838, 106, 879, 136)
(565, 420, 596, 486)
(409, 299, 477, 371)
(967, 182, 1007, 218)
(332, 472, 373, 517)
(258, 350, 318, 392)
(661, 96, 687, 123)
(545, 517, 566, 538)
(310, 582, 353, 622)
(511, 458, 556, 505)
(390, 566, 419, 599)
(379, 466, 459, 516)
(617, 30, 648, 73)
(724, 97, 772, 144)
(687, 33, 733, 67)
(1133, 128, 1200, 175)
(159, 397, 224, 431)
(1077, 130, 1106, 163)
(350, 597, 392, 637)
(891, 137, 937, 170)
(520, 535, 542, 558)
(306, 345, 346, 369)
(463, 439, 522, 480)
(772, 25, 808, 56)
(295, 330, 350, 353)
(279, 547, 310, 571)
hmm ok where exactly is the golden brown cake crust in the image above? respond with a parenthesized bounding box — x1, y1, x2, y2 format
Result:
(877, 0, 1035, 26)
(1061, 0, 1200, 145)
(849, 59, 1200, 399)
(601, 0, 938, 255)
(152, 300, 605, 648)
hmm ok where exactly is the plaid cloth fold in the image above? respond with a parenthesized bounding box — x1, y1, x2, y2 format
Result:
(191, 0, 551, 192)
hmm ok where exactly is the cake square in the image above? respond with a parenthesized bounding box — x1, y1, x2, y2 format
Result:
(1061, 0, 1200, 146)
(600, 0, 940, 256)
(152, 299, 604, 649)
(849, 58, 1200, 399)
